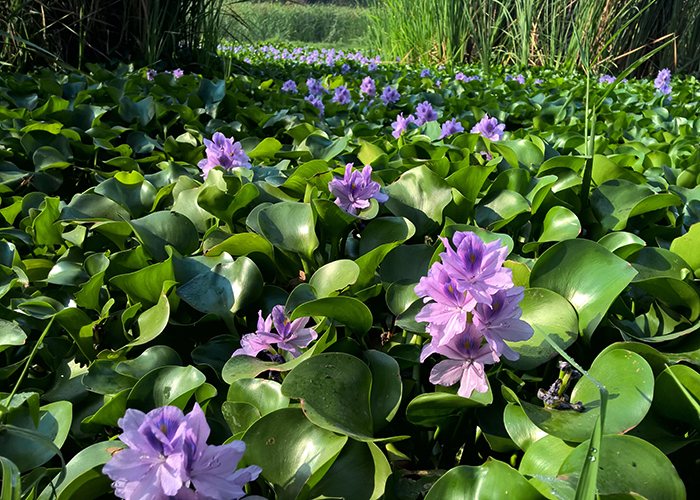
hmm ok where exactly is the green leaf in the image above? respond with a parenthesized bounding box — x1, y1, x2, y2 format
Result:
(118, 95, 155, 125)
(530, 240, 638, 340)
(384, 165, 453, 236)
(597, 231, 646, 259)
(281, 353, 374, 440)
(406, 389, 493, 427)
(518, 435, 576, 476)
(475, 189, 531, 230)
(505, 288, 578, 371)
(290, 297, 373, 335)
(305, 440, 392, 500)
(243, 408, 348, 500)
(94, 171, 157, 218)
(538, 206, 581, 243)
(424, 459, 544, 500)
(258, 201, 319, 260)
(512, 349, 654, 442)
(36, 441, 114, 500)
(503, 404, 548, 452)
(221, 402, 261, 435)
(110, 257, 175, 307)
(670, 223, 700, 276)
(652, 364, 700, 429)
(227, 378, 289, 416)
(0, 320, 26, 354)
(128, 212, 199, 261)
(365, 350, 402, 432)
(558, 435, 685, 499)
(127, 365, 205, 411)
(309, 260, 360, 297)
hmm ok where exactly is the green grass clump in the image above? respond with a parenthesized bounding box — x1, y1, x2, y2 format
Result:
(224, 1, 372, 48)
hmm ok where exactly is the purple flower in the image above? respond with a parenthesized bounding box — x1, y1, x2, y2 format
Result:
(479, 150, 493, 161)
(437, 231, 512, 304)
(436, 81, 442, 89)
(534, 78, 543, 84)
(391, 113, 417, 138)
(599, 75, 616, 84)
(455, 72, 467, 81)
(473, 287, 533, 361)
(307, 78, 327, 96)
(197, 132, 251, 180)
(173, 68, 184, 79)
(415, 262, 477, 347)
(416, 101, 438, 125)
(102, 404, 261, 500)
(341, 63, 350, 74)
(381, 86, 400, 105)
(439, 118, 464, 139)
(505, 74, 525, 84)
(368, 62, 377, 72)
(233, 306, 317, 359)
(420, 69, 431, 78)
(427, 325, 500, 398)
(471, 114, 505, 141)
(654, 68, 671, 89)
(146, 69, 157, 81)
(360, 76, 376, 98)
(305, 95, 325, 117)
(282, 80, 298, 93)
(658, 82, 672, 96)
(332, 85, 351, 105)
(328, 162, 389, 215)
(270, 305, 318, 357)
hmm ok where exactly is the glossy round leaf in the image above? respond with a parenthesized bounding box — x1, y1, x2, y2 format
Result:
(281, 352, 374, 440)
(308, 260, 360, 297)
(365, 350, 402, 432)
(257, 201, 319, 259)
(424, 459, 544, 500)
(558, 435, 685, 499)
(290, 296, 372, 335)
(505, 288, 578, 371)
(538, 206, 581, 243)
(227, 378, 289, 416)
(243, 408, 348, 500)
(518, 435, 575, 476)
(128, 212, 199, 261)
(530, 239, 638, 340)
(126, 365, 205, 411)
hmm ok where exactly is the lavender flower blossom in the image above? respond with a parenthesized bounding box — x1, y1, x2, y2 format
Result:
(233, 306, 317, 359)
(282, 80, 298, 93)
(439, 118, 465, 139)
(332, 85, 351, 105)
(146, 69, 157, 81)
(427, 325, 500, 398)
(416, 101, 438, 125)
(455, 72, 467, 81)
(305, 95, 325, 117)
(307, 78, 327, 96)
(173, 68, 184, 79)
(473, 287, 533, 361)
(437, 232, 512, 303)
(368, 62, 377, 72)
(381, 86, 400, 105)
(599, 75, 616, 84)
(471, 114, 505, 141)
(534, 78, 543, 84)
(480, 150, 493, 161)
(420, 69, 431, 78)
(102, 404, 261, 500)
(654, 68, 672, 95)
(360, 76, 376, 98)
(197, 132, 251, 180)
(341, 63, 350, 74)
(328, 163, 389, 215)
(391, 113, 417, 138)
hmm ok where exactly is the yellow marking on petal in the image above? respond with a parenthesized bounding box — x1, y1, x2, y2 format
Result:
(494, 301, 499, 310)
(470, 253, 476, 264)
(160, 424, 168, 434)
(448, 284, 454, 293)
(464, 339, 470, 350)
(351, 182, 356, 189)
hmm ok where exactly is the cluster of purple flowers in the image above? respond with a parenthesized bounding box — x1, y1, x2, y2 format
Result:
(219, 44, 379, 68)
(307, 78, 328, 96)
(197, 133, 251, 181)
(328, 163, 389, 215)
(415, 232, 533, 398)
(381, 87, 401, 105)
(471, 114, 505, 141)
(305, 95, 325, 117)
(416, 101, 438, 125)
(439, 118, 465, 139)
(282, 80, 298, 93)
(654, 68, 672, 96)
(234, 305, 318, 359)
(332, 85, 351, 105)
(102, 404, 262, 500)
(455, 72, 482, 83)
(360, 76, 376, 98)
(145, 68, 184, 81)
(391, 113, 417, 138)
(420, 69, 431, 78)
(505, 74, 525, 84)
